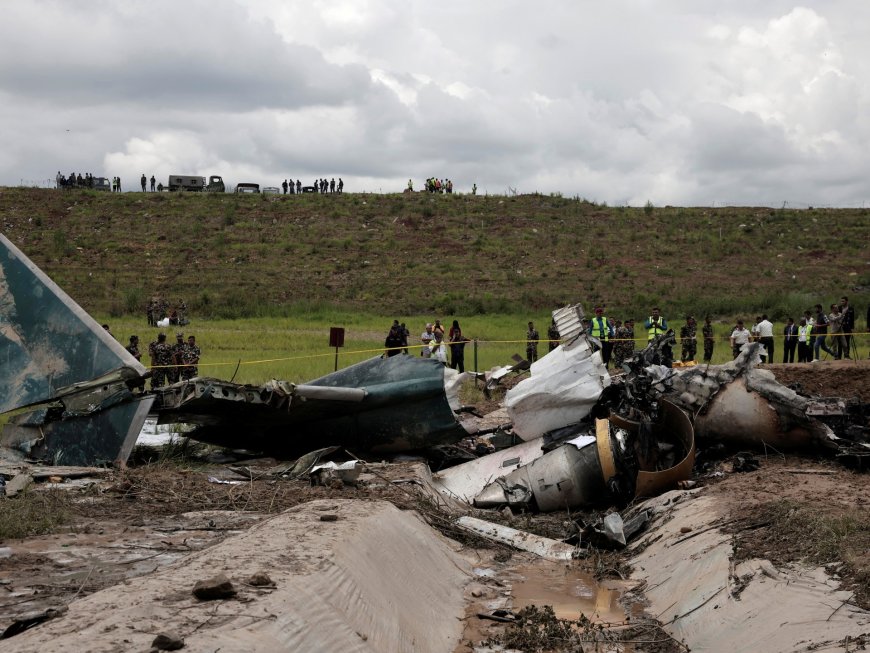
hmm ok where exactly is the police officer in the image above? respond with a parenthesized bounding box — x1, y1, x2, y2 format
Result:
(587, 306, 614, 366)
(645, 307, 668, 341)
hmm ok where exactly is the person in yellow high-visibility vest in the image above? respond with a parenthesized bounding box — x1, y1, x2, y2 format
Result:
(645, 307, 668, 340)
(587, 306, 614, 367)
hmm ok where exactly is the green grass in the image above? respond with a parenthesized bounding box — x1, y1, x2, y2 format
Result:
(96, 312, 864, 386)
(3, 188, 867, 324)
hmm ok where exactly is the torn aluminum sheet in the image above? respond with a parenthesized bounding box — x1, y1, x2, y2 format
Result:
(310, 460, 363, 486)
(505, 332, 611, 440)
(455, 516, 579, 561)
(435, 399, 694, 512)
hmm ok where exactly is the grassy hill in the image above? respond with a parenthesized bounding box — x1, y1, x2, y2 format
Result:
(1, 187, 868, 322)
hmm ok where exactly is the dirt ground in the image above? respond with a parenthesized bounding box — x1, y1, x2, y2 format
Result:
(1, 360, 868, 650)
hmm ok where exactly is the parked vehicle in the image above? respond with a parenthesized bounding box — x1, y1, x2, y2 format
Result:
(234, 183, 260, 194)
(167, 175, 225, 192)
(262, 186, 280, 195)
(92, 177, 111, 192)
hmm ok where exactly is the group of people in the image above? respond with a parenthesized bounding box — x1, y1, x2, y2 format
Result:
(524, 297, 861, 371)
(418, 178, 454, 193)
(56, 171, 102, 189)
(281, 178, 344, 194)
(527, 307, 666, 368)
(140, 174, 157, 191)
(146, 297, 188, 327)
(133, 332, 202, 390)
(384, 319, 471, 372)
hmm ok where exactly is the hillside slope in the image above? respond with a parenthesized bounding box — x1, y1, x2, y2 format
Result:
(1, 187, 867, 319)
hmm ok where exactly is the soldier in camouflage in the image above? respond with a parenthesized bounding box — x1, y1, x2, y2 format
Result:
(680, 316, 698, 362)
(526, 321, 539, 363)
(126, 335, 141, 361)
(170, 332, 186, 383)
(613, 319, 636, 368)
(547, 318, 560, 352)
(702, 315, 715, 363)
(181, 335, 201, 381)
(148, 333, 172, 390)
(613, 320, 628, 368)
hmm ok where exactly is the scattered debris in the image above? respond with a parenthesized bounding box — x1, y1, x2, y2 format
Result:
(2, 473, 32, 498)
(192, 574, 237, 601)
(455, 516, 578, 561)
(151, 632, 185, 651)
(246, 572, 274, 588)
(0, 606, 68, 640)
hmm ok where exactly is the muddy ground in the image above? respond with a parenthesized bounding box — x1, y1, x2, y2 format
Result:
(1, 360, 868, 651)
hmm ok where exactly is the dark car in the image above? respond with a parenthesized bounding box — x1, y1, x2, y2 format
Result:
(234, 183, 260, 194)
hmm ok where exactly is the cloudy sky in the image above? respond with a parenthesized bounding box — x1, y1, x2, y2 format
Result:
(2, 1, 869, 206)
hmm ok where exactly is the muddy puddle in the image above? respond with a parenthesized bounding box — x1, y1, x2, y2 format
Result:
(509, 559, 625, 622)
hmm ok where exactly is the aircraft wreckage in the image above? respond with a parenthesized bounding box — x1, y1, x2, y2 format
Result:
(1, 234, 868, 512)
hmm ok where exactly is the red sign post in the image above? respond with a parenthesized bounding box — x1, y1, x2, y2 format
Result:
(329, 327, 345, 371)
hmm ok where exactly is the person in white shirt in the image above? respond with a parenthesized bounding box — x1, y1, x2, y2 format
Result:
(756, 314, 774, 363)
(420, 323, 435, 358)
(730, 320, 751, 358)
(430, 331, 448, 365)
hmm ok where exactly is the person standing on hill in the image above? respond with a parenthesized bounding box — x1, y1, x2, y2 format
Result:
(150, 175, 156, 192)
(702, 316, 715, 363)
(141, 174, 146, 192)
(645, 307, 668, 341)
(526, 321, 539, 363)
(783, 317, 798, 363)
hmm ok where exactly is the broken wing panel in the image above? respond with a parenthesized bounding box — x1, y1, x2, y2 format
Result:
(0, 234, 145, 413)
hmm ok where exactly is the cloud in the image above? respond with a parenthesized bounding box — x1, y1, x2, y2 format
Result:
(1, 2, 870, 205)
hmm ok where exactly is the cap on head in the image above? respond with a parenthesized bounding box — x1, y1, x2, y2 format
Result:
(158, 333, 166, 340)
(176, 332, 184, 339)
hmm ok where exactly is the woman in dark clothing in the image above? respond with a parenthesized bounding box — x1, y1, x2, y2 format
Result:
(448, 320, 469, 372)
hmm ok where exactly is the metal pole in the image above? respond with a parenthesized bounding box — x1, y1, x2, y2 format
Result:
(334, 346, 339, 372)
(473, 339, 479, 386)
